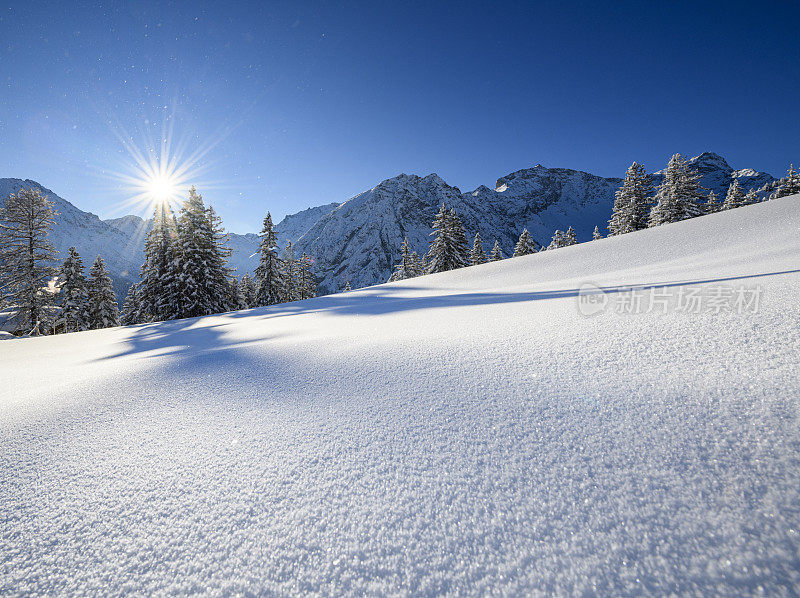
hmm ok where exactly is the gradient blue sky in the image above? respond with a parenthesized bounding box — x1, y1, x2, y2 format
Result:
(1, 1, 797, 232)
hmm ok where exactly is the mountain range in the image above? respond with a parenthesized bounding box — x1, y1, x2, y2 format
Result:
(0, 152, 775, 297)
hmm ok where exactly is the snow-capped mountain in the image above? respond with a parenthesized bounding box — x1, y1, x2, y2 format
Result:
(292, 152, 775, 293)
(1, 153, 775, 297)
(0, 179, 140, 301)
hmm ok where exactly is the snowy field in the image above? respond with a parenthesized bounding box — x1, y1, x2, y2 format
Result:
(2, 196, 799, 595)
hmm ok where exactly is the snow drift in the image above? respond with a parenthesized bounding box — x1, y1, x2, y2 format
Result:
(1, 196, 799, 595)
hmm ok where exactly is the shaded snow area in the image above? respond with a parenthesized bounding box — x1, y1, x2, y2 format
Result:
(2, 196, 800, 595)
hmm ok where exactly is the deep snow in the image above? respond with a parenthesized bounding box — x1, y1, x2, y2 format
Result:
(1, 196, 799, 595)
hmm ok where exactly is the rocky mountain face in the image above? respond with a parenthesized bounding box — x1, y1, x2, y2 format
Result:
(1, 152, 776, 298)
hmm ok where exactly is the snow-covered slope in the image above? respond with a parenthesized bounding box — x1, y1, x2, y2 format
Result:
(2, 195, 799, 595)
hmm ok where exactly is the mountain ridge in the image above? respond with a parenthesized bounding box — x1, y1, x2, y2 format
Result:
(1, 152, 776, 296)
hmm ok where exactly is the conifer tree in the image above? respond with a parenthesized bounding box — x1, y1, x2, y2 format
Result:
(207, 205, 238, 311)
(592, 226, 602, 240)
(281, 241, 298, 302)
(608, 162, 653, 235)
(254, 212, 284, 306)
(513, 229, 537, 257)
(344, 281, 352, 292)
(470, 233, 486, 266)
(722, 180, 746, 210)
(238, 273, 257, 308)
(563, 226, 578, 246)
(427, 204, 469, 273)
(0, 188, 58, 334)
(138, 203, 178, 322)
(297, 253, 316, 300)
(408, 251, 423, 278)
(87, 255, 119, 329)
(175, 187, 234, 318)
(743, 188, 759, 206)
(772, 164, 800, 198)
(120, 283, 141, 325)
(705, 190, 721, 214)
(490, 240, 504, 261)
(389, 237, 419, 282)
(648, 153, 704, 227)
(547, 230, 566, 250)
(59, 247, 90, 333)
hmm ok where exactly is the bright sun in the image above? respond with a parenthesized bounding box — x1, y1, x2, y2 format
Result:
(147, 174, 179, 203)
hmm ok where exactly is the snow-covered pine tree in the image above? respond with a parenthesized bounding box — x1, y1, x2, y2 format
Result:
(0, 188, 58, 334)
(344, 281, 352, 292)
(608, 162, 653, 235)
(207, 205, 238, 311)
(281, 241, 299, 302)
(705, 190, 721, 214)
(59, 247, 90, 333)
(120, 283, 141, 325)
(722, 180, 746, 210)
(490, 240, 504, 261)
(771, 164, 800, 198)
(427, 204, 469, 273)
(408, 251, 423, 278)
(513, 229, 537, 257)
(744, 188, 759, 206)
(175, 187, 234, 318)
(592, 226, 602, 240)
(297, 253, 316, 300)
(547, 230, 565, 250)
(648, 153, 704, 227)
(238, 273, 257, 308)
(87, 255, 119, 329)
(470, 233, 486, 266)
(389, 237, 416, 282)
(254, 212, 284, 306)
(138, 203, 178, 322)
(563, 226, 578, 246)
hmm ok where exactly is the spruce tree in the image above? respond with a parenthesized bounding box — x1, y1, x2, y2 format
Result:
(87, 255, 119, 329)
(297, 253, 316, 300)
(120, 283, 141, 325)
(744, 188, 759, 206)
(513, 229, 537, 257)
(592, 226, 602, 240)
(281, 241, 298, 302)
(470, 233, 486, 266)
(344, 281, 352, 292)
(175, 187, 234, 318)
(138, 203, 178, 322)
(206, 205, 237, 311)
(238, 273, 257, 308)
(563, 226, 578, 246)
(722, 180, 746, 210)
(648, 153, 704, 227)
(59, 247, 90, 333)
(254, 212, 284, 306)
(0, 188, 58, 334)
(408, 251, 423, 278)
(427, 204, 469, 273)
(608, 162, 653, 235)
(389, 237, 417, 282)
(547, 230, 566, 250)
(772, 164, 800, 198)
(705, 190, 721, 214)
(490, 240, 504, 261)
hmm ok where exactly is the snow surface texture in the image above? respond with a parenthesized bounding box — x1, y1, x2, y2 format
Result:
(2, 152, 775, 296)
(2, 196, 799, 596)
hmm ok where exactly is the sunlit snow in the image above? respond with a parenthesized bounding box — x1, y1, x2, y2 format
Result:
(1, 196, 799, 595)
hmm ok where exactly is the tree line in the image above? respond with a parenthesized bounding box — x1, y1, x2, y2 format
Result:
(0, 185, 318, 335)
(387, 156, 799, 283)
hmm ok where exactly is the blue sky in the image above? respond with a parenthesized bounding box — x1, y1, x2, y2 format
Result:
(1, 1, 797, 232)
